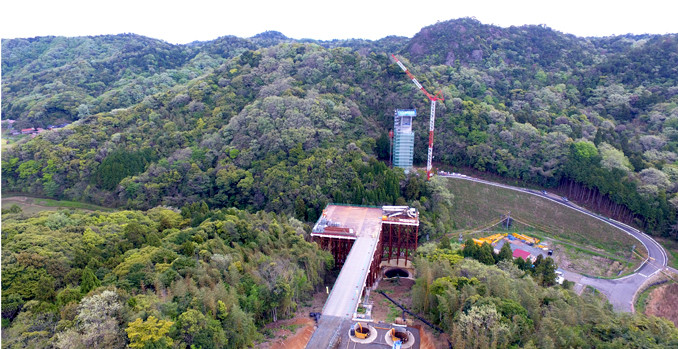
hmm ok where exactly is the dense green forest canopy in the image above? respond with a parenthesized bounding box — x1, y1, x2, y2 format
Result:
(3, 18, 676, 237)
(1, 207, 333, 348)
(412, 241, 678, 348)
(2, 22, 677, 223)
(2, 17, 678, 346)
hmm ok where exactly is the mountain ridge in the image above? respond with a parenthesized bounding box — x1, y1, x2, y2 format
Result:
(2, 17, 676, 237)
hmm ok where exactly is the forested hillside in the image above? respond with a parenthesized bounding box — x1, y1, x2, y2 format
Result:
(1, 207, 333, 348)
(3, 18, 676, 238)
(412, 242, 678, 348)
(2, 17, 678, 348)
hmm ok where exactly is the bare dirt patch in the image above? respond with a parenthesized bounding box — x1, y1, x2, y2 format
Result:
(415, 324, 450, 349)
(261, 317, 315, 349)
(645, 283, 678, 327)
(371, 278, 415, 323)
(373, 278, 453, 348)
(551, 243, 628, 277)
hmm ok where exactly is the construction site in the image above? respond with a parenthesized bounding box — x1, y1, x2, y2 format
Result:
(301, 55, 443, 348)
(465, 213, 552, 264)
(306, 204, 422, 348)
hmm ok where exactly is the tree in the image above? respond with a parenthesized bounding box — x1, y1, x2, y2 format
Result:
(477, 243, 496, 265)
(176, 309, 205, 346)
(126, 316, 174, 349)
(218, 301, 257, 349)
(176, 309, 225, 348)
(80, 266, 101, 294)
(124, 221, 152, 248)
(514, 256, 529, 271)
(405, 175, 422, 201)
(534, 256, 557, 286)
(462, 239, 479, 259)
(36, 275, 56, 302)
(56, 290, 127, 349)
(375, 132, 390, 160)
(77, 104, 91, 119)
(439, 235, 451, 249)
(294, 196, 306, 221)
(3, 300, 58, 348)
(497, 243, 513, 263)
(457, 304, 509, 348)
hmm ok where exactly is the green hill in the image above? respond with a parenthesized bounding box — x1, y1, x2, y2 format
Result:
(2, 18, 676, 237)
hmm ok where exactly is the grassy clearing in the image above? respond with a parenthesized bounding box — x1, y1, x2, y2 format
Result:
(656, 237, 678, 270)
(2, 195, 114, 214)
(33, 198, 114, 211)
(556, 244, 635, 278)
(669, 250, 678, 270)
(444, 178, 646, 259)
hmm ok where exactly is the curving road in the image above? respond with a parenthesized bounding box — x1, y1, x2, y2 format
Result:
(439, 172, 671, 312)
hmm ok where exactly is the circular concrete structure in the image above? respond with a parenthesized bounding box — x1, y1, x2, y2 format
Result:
(384, 327, 416, 348)
(348, 323, 378, 344)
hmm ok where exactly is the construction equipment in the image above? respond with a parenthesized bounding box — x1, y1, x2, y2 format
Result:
(472, 233, 507, 246)
(390, 327, 408, 343)
(352, 322, 369, 339)
(391, 54, 444, 180)
(483, 233, 507, 244)
(472, 238, 485, 246)
(511, 233, 540, 245)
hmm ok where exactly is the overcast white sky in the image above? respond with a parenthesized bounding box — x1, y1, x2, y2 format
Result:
(1, 0, 676, 44)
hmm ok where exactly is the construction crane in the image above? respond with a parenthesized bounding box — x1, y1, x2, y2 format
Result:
(391, 54, 444, 180)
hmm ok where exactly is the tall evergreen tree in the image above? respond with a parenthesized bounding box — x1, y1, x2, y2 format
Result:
(80, 266, 101, 294)
(497, 243, 513, 262)
(477, 243, 496, 265)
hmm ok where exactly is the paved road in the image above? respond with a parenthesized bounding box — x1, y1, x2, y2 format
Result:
(305, 315, 347, 348)
(440, 172, 670, 312)
(321, 233, 379, 317)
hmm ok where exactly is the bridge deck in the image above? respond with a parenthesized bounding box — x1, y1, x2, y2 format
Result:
(306, 205, 383, 348)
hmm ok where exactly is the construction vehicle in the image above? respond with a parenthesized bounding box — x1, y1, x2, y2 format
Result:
(391, 54, 444, 180)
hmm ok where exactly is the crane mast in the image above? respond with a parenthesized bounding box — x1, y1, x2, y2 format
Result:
(391, 54, 444, 180)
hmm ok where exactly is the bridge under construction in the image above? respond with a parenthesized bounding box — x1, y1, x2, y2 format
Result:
(306, 204, 420, 348)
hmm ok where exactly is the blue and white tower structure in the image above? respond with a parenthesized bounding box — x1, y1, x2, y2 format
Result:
(393, 109, 416, 172)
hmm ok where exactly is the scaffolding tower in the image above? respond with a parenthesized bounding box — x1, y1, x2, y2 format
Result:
(393, 109, 416, 172)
